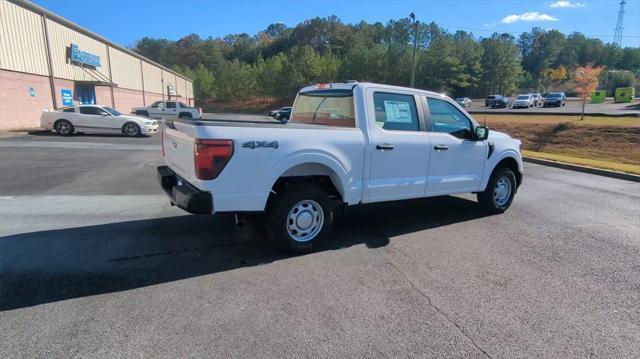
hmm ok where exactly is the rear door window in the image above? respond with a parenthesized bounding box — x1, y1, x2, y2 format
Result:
(166, 102, 176, 109)
(373, 92, 420, 132)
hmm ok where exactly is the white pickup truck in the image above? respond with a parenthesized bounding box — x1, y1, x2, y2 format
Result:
(132, 100, 202, 120)
(158, 82, 523, 253)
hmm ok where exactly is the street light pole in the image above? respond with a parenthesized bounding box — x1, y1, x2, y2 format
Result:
(409, 13, 419, 88)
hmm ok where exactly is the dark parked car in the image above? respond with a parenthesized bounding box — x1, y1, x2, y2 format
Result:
(274, 107, 292, 122)
(485, 95, 498, 107)
(491, 95, 512, 108)
(543, 92, 566, 107)
(269, 106, 292, 117)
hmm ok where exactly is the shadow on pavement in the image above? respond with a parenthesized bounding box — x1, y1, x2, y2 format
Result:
(0, 195, 490, 311)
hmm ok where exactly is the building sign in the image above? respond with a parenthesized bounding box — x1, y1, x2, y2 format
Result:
(69, 43, 101, 67)
(61, 89, 73, 106)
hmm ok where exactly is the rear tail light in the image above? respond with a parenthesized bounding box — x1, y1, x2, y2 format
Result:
(194, 139, 234, 180)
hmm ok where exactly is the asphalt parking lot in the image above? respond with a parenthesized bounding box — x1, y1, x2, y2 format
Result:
(467, 99, 639, 116)
(1, 132, 639, 358)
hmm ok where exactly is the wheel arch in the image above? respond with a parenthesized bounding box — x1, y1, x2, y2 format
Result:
(491, 155, 522, 189)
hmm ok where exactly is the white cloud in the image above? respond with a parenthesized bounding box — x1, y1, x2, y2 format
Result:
(550, 1, 586, 8)
(501, 12, 558, 24)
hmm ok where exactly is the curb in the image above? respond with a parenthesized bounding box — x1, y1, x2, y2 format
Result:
(523, 157, 640, 183)
(468, 110, 639, 117)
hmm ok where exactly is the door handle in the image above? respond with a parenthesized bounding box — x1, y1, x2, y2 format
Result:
(434, 145, 449, 151)
(376, 144, 394, 151)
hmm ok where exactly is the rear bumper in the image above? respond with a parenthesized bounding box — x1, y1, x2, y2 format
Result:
(157, 166, 213, 214)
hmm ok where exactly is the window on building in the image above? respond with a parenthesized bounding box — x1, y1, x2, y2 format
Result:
(427, 97, 472, 139)
(373, 92, 420, 131)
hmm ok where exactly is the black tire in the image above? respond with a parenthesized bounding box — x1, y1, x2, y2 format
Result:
(122, 122, 141, 137)
(54, 119, 74, 136)
(477, 166, 517, 214)
(135, 110, 149, 117)
(179, 112, 193, 119)
(265, 184, 335, 253)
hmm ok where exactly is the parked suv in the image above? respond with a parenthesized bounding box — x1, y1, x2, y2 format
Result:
(532, 93, 544, 106)
(491, 95, 512, 108)
(485, 95, 498, 107)
(132, 101, 202, 119)
(543, 92, 566, 107)
(513, 94, 534, 109)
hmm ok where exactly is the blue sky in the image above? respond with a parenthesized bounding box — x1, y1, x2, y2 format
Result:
(33, 0, 640, 48)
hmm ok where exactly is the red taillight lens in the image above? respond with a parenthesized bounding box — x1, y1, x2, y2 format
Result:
(194, 139, 234, 180)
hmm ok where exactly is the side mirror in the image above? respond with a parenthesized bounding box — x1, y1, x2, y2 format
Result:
(475, 125, 489, 140)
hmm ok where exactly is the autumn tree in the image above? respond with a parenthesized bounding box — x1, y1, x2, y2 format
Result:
(574, 65, 604, 120)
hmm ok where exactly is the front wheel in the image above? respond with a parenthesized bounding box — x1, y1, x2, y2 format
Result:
(123, 123, 141, 137)
(265, 184, 335, 253)
(477, 167, 517, 213)
(55, 120, 74, 136)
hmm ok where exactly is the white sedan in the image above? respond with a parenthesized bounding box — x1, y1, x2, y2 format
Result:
(41, 105, 159, 136)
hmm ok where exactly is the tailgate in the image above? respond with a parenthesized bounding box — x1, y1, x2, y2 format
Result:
(162, 121, 197, 181)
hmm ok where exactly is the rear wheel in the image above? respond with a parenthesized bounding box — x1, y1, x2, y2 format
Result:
(179, 112, 193, 119)
(55, 120, 74, 136)
(265, 184, 335, 253)
(478, 166, 517, 213)
(122, 123, 141, 137)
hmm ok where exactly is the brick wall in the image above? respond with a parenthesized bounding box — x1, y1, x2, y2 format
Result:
(113, 87, 144, 114)
(53, 78, 74, 108)
(94, 86, 112, 107)
(0, 69, 53, 130)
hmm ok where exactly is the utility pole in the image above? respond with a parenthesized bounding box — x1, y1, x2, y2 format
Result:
(409, 13, 418, 88)
(613, 0, 626, 47)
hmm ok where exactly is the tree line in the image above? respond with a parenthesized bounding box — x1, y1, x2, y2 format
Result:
(133, 16, 640, 103)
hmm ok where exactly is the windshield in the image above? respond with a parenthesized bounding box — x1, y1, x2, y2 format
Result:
(103, 107, 122, 116)
(517, 95, 529, 100)
(291, 91, 355, 128)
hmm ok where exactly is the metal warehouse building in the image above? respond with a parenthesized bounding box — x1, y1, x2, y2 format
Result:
(0, 0, 194, 130)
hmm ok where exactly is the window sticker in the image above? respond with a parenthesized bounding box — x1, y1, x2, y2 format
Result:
(383, 100, 412, 123)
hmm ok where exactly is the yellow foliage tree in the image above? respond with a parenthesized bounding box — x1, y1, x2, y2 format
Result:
(575, 65, 604, 120)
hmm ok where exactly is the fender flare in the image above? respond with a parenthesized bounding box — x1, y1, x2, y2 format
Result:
(265, 151, 351, 201)
(482, 150, 523, 188)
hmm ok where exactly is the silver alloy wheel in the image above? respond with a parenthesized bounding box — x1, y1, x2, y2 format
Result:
(57, 121, 71, 135)
(124, 124, 139, 136)
(286, 199, 324, 242)
(493, 175, 512, 207)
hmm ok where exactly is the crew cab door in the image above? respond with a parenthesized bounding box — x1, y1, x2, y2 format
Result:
(364, 89, 430, 202)
(165, 101, 178, 117)
(148, 101, 164, 118)
(424, 96, 487, 195)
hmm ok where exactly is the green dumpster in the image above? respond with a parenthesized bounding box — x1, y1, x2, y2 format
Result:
(614, 87, 635, 103)
(591, 90, 606, 104)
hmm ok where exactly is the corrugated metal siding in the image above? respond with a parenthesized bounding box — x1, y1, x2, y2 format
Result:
(46, 18, 110, 81)
(176, 76, 187, 98)
(109, 47, 142, 91)
(0, 0, 49, 76)
(186, 80, 193, 99)
(142, 61, 162, 94)
(162, 69, 176, 95)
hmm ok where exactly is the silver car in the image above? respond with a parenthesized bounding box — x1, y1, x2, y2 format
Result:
(455, 97, 472, 108)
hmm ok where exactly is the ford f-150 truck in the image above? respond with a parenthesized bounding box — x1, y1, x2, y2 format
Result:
(158, 82, 523, 253)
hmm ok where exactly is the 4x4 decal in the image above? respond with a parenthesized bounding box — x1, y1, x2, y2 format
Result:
(242, 141, 279, 149)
